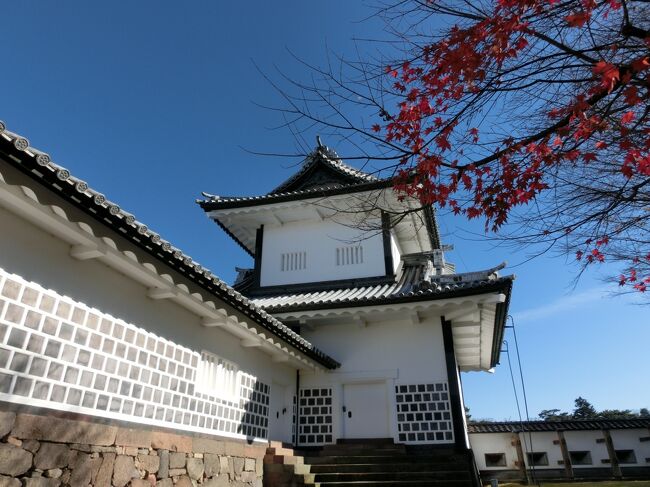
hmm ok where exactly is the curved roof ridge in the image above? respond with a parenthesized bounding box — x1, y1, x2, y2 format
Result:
(0, 119, 339, 369)
(269, 143, 378, 196)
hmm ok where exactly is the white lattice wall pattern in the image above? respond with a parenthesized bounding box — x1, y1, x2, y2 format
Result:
(395, 382, 454, 444)
(298, 387, 333, 445)
(0, 267, 269, 441)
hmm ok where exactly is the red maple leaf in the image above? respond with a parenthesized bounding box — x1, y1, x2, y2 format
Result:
(620, 111, 635, 125)
(592, 61, 619, 92)
(565, 11, 590, 27)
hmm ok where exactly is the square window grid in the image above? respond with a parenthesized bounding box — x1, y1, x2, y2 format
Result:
(395, 383, 454, 444)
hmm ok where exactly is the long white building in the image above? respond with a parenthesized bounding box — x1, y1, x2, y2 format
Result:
(0, 124, 514, 487)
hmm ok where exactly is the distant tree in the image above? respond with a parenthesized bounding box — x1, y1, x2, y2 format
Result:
(465, 406, 472, 422)
(538, 408, 571, 421)
(539, 398, 647, 421)
(573, 397, 598, 419)
(598, 408, 638, 419)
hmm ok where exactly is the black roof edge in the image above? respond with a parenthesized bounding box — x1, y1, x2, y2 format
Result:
(200, 180, 443, 256)
(423, 205, 441, 250)
(469, 417, 650, 433)
(490, 278, 513, 368)
(197, 178, 393, 211)
(0, 135, 340, 370)
(247, 274, 396, 298)
(214, 217, 254, 257)
(263, 277, 514, 315)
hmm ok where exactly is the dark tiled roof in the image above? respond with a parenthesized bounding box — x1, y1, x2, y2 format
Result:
(250, 257, 513, 313)
(0, 120, 340, 369)
(198, 144, 381, 210)
(468, 418, 650, 433)
(269, 144, 379, 194)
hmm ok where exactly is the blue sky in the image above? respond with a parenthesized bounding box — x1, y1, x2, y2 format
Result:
(2, 1, 647, 420)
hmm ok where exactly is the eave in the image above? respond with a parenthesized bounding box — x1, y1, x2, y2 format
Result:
(0, 122, 340, 370)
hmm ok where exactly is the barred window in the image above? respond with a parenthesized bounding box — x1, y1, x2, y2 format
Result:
(196, 351, 238, 399)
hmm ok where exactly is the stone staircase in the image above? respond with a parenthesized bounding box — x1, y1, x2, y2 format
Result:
(264, 439, 479, 487)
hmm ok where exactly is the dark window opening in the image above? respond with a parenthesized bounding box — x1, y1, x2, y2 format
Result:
(569, 451, 592, 465)
(527, 452, 549, 466)
(616, 450, 637, 464)
(485, 453, 506, 467)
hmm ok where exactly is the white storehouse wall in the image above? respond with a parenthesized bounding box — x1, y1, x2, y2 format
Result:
(0, 205, 297, 442)
(471, 428, 650, 479)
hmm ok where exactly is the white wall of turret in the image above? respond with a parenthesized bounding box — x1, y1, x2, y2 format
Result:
(296, 312, 455, 446)
(260, 219, 390, 287)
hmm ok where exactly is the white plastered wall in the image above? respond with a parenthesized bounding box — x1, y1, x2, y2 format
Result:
(260, 219, 386, 286)
(297, 313, 452, 445)
(0, 204, 296, 441)
(610, 429, 650, 466)
(564, 430, 611, 467)
(470, 433, 520, 470)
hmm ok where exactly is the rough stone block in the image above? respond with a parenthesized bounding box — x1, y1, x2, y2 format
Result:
(219, 457, 230, 476)
(0, 443, 32, 476)
(191, 438, 225, 455)
(113, 455, 139, 487)
(95, 452, 115, 487)
(70, 444, 91, 453)
(233, 458, 245, 474)
(168, 469, 187, 477)
(0, 477, 20, 487)
(244, 445, 265, 460)
(156, 479, 173, 487)
(244, 458, 255, 472)
(186, 458, 204, 480)
(130, 480, 150, 487)
(138, 454, 160, 474)
(158, 450, 169, 480)
(45, 469, 62, 479)
(22, 440, 40, 453)
(34, 442, 73, 470)
(169, 452, 186, 469)
(174, 476, 193, 487)
(11, 414, 116, 446)
(240, 471, 256, 483)
(125, 446, 140, 456)
(204, 454, 219, 478)
(21, 479, 60, 487)
(150, 432, 191, 453)
(202, 476, 229, 487)
(224, 442, 245, 458)
(69, 452, 102, 487)
(6, 437, 21, 447)
(0, 411, 16, 438)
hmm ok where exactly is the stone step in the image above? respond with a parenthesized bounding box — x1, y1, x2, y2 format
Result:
(314, 471, 471, 482)
(264, 463, 312, 475)
(264, 454, 305, 465)
(304, 455, 468, 465)
(309, 464, 469, 474)
(267, 446, 296, 457)
(312, 449, 407, 457)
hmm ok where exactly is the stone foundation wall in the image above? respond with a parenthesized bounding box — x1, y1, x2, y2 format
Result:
(0, 410, 265, 487)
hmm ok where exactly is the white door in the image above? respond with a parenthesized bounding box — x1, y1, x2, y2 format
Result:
(342, 382, 389, 439)
(269, 383, 291, 443)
